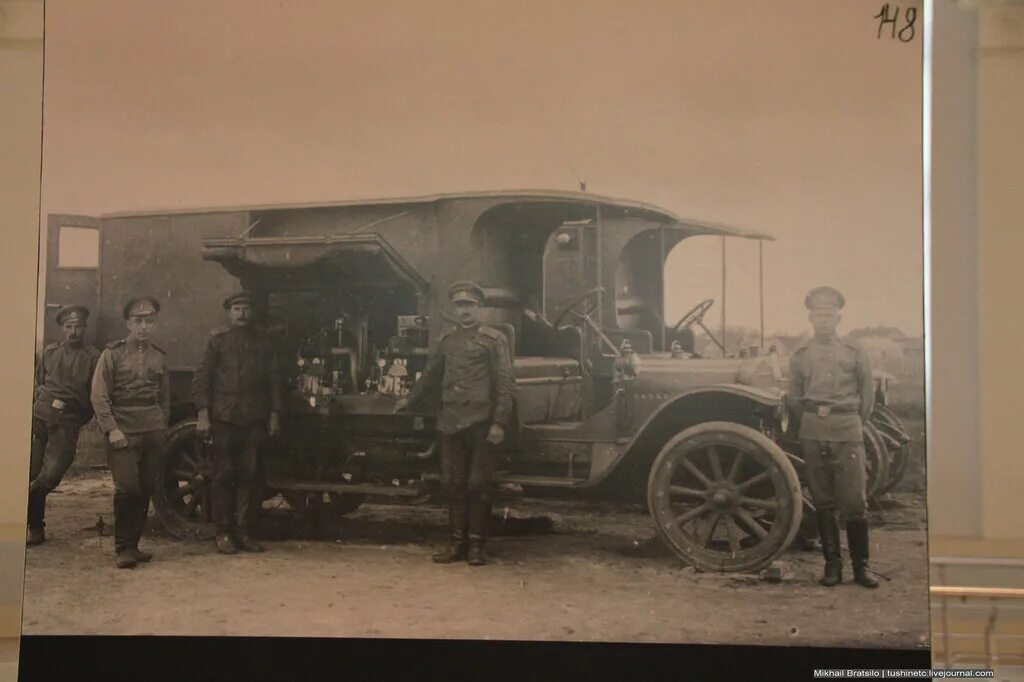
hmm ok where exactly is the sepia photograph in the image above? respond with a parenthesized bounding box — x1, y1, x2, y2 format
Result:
(21, 0, 927, 650)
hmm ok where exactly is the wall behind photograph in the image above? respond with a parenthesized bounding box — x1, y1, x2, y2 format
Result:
(0, 0, 43, 639)
(926, 0, 1024, 546)
(929, 0, 982, 537)
(974, 2, 1024, 542)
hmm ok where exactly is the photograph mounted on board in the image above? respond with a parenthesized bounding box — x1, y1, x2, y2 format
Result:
(23, 0, 926, 649)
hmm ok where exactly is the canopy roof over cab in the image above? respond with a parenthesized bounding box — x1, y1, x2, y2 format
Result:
(188, 190, 772, 291)
(103, 188, 775, 242)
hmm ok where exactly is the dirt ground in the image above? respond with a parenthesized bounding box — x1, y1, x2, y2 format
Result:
(21, 467, 930, 649)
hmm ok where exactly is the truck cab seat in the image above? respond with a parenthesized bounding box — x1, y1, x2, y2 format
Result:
(513, 356, 581, 380)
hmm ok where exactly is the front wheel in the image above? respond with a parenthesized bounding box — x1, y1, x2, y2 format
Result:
(647, 421, 803, 573)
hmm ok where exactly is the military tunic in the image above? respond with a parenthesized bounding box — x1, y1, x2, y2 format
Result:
(27, 342, 100, 528)
(405, 324, 516, 542)
(789, 335, 874, 442)
(788, 334, 874, 520)
(33, 342, 100, 427)
(406, 325, 515, 434)
(191, 325, 283, 531)
(91, 339, 171, 434)
(90, 338, 170, 552)
(191, 326, 284, 426)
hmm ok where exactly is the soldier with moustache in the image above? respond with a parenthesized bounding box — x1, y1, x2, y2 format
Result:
(91, 297, 170, 569)
(395, 281, 516, 566)
(788, 286, 879, 589)
(192, 291, 283, 554)
(26, 305, 100, 546)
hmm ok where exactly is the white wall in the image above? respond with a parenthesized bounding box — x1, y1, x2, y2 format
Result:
(927, 0, 982, 537)
(976, 3, 1024, 540)
(928, 0, 1024, 544)
(0, 0, 43, 638)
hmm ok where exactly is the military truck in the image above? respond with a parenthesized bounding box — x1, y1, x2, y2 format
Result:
(44, 191, 909, 572)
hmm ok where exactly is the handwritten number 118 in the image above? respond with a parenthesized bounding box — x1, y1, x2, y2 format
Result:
(875, 3, 917, 42)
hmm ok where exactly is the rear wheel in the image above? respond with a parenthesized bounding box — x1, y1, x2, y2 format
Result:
(153, 420, 217, 540)
(863, 423, 890, 498)
(647, 421, 803, 573)
(871, 405, 911, 491)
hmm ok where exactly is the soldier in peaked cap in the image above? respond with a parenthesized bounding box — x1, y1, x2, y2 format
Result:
(121, 295, 161, 320)
(26, 305, 100, 546)
(192, 291, 282, 554)
(395, 280, 516, 566)
(91, 296, 169, 568)
(222, 291, 254, 310)
(788, 286, 879, 589)
(804, 285, 846, 310)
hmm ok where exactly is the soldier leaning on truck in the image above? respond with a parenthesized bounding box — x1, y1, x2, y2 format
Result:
(26, 305, 100, 547)
(395, 280, 516, 567)
(91, 297, 170, 569)
(192, 291, 283, 555)
(788, 286, 879, 589)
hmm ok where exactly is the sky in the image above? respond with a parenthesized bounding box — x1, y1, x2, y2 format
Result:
(38, 0, 923, 338)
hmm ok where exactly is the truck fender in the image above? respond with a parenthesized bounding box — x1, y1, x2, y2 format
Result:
(590, 383, 785, 492)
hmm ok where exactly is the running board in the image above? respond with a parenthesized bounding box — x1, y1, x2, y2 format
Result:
(265, 478, 421, 497)
(494, 474, 588, 488)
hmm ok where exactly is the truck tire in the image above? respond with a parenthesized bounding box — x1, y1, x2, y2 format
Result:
(152, 420, 217, 541)
(863, 423, 890, 499)
(647, 421, 803, 573)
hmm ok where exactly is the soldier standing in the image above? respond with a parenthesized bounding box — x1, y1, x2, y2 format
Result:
(395, 281, 516, 566)
(26, 305, 100, 546)
(91, 297, 170, 569)
(192, 292, 282, 554)
(788, 286, 879, 589)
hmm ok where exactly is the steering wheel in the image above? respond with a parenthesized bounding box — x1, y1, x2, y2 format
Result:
(551, 286, 622, 357)
(672, 298, 714, 333)
(553, 287, 604, 328)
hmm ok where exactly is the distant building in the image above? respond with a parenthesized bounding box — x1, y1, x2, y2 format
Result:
(899, 336, 925, 382)
(854, 335, 906, 377)
(843, 328, 924, 382)
(847, 326, 907, 342)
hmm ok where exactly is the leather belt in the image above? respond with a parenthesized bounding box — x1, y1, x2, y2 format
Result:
(36, 397, 80, 414)
(803, 403, 858, 417)
(118, 398, 159, 407)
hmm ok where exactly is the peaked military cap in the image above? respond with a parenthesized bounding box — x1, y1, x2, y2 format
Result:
(447, 280, 485, 305)
(122, 296, 161, 319)
(56, 304, 90, 325)
(804, 286, 845, 310)
(223, 291, 256, 310)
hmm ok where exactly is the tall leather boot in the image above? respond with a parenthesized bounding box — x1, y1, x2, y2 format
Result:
(847, 519, 879, 589)
(817, 511, 842, 587)
(125, 495, 154, 561)
(26, 483, 48, 546)
(433, 500, 467, 563)
(126, 494, 153, 563)
(467, 536, 486, 567)
(467, 497, 489, 567)
(113, 494, 139, 569)
(233, 486, 264, 553)
(215, 527, 239, 554)
(212, 478, 238, 554)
